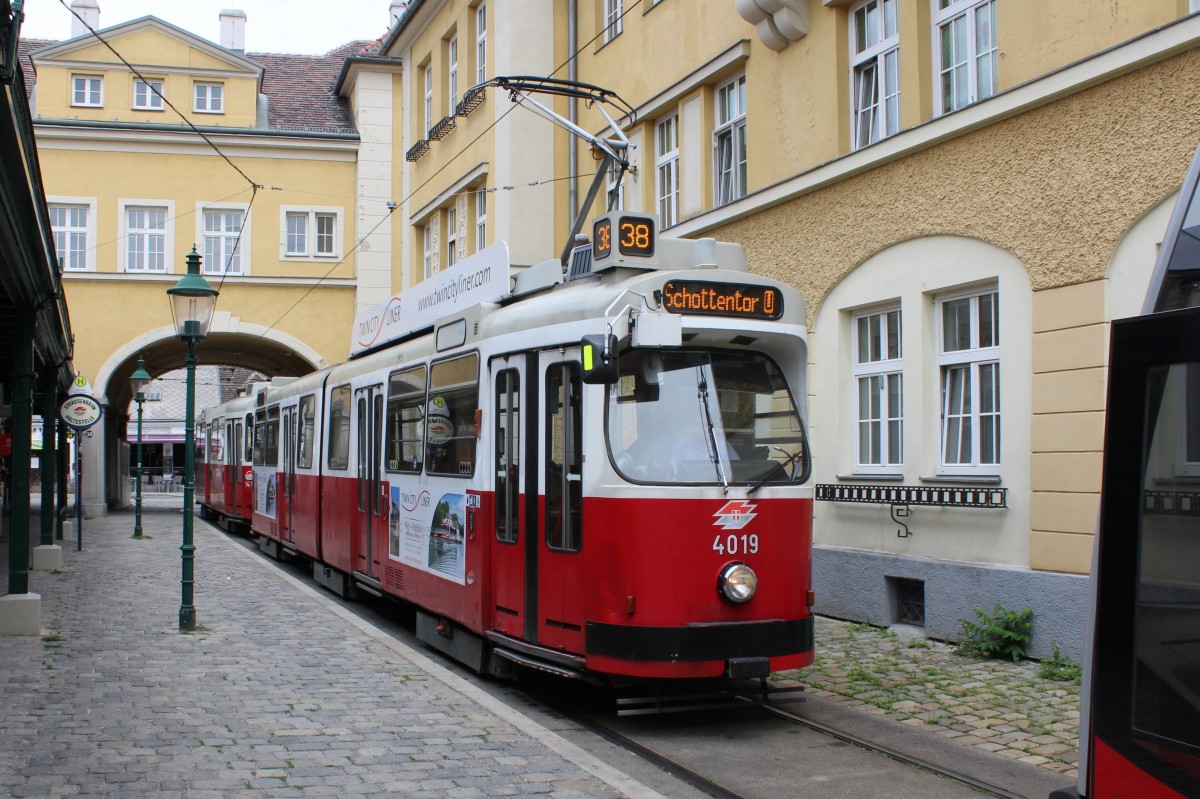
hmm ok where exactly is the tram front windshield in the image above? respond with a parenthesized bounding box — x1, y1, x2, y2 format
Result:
(607, 349, 808, 486)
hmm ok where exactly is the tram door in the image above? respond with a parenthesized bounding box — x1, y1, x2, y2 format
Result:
(538, 351, 585, 652)
(353, 385, 385, 581)
(280, 406, 297, 543)
(223, 418, 236, 507)
(490, 355, 528, 640)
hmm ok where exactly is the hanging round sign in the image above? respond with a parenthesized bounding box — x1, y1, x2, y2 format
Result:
(60, 395, 103, 430)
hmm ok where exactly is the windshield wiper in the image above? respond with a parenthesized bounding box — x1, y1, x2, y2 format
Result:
(696, 368, 729, 493)
(746, 446, 803, 495)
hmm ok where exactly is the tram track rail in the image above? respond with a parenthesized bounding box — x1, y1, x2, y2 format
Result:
(746, 696, 1027, 799)
(526, 678, 1032, 799)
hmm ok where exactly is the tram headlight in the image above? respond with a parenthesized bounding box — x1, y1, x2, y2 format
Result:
(718, 562, 758, 604)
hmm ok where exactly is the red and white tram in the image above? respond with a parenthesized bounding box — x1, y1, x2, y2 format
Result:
(198, 392, 257, 532)
(204, 212, 815, 685)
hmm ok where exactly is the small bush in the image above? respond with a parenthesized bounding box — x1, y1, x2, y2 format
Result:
(955, 604, 1033, 661)
(1038, 644, 1082, 683)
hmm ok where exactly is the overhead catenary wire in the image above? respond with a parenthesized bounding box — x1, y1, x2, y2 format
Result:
(59, 0, 643, 368)
(222, 0, 645, 360)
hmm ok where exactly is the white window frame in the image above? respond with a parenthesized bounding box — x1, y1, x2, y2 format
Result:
(851, 306, 903, 473)
(280, 207, 343, 261)
(606, 163, 624, 211)
(656, 113, 680, 228)
(194, 82, 224, 114)
(714, 74, 747, 206)
(475, 187, 487, 251)
(423, 224, 434, 279)
(198, 204, 250, 276)
(933, 0, 997, 115)
(850, 0, 900, 149)
(119, 200, 174, 274)
(446, 205, 458, 268)
(133, 78, 165, 111)
(448, 35, 459, 113)
(48, 198, 97, 272)
(423, 63, 433, 135)
(475, 4, 487, 86)
(71, 75, 103, 107)
(936, 288, 1000, 475)
(604, 0, 624, 43)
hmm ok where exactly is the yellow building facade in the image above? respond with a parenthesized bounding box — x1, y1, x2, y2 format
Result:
(26, 0, 1200, 655)
(23, 9, 383, 514)
(379, 0, 1200, 657)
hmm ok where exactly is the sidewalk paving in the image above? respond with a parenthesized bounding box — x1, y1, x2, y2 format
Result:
(1, 500, 1082, 796)
(776, 618, 1080, 779)
(0, 505, 660, 799)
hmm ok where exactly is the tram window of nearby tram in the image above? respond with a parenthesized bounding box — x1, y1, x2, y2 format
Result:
(1135, 361, 1200, 753)
(385, 366, 427, 473)
(328, 384, 352, 470)
(426, 353, 479, 477)
(297, 395, 315, 469)
(546, 362, 582, 552)
(244, 414, 253, 463)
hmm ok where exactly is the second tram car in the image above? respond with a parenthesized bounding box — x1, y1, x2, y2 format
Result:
(202, 212, 815, 686)
(198, 392, 257, 532)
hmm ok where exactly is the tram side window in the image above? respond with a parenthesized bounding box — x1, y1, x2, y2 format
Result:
(210, 420, 224, 465)
(252, 411, 266, 466)
(426, 353, 479, 477)
(385, 366, 427, 473)
(244, 414, 253, 463)
(265, 408, 280, 467)
(495, 368, 520, 544)
(328, 384, 352, 470)
(546, 362, 582, 552)
(297, 395, 315, 469)
(231, 421, 241, 466)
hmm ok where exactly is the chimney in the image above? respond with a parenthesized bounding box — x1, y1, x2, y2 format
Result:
(220, 9, 247, 52)
(70, 0, 100, 37)
(389, 2, 407, 28)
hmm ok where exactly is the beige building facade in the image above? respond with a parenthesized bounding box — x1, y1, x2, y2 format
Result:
(25, 0, 1200, 655)
(22, 6, 382, 515)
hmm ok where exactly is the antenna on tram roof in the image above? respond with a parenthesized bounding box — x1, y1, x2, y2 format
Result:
(475, 75, 637, 266)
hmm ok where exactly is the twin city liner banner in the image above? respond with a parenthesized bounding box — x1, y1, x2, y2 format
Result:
(350, 243, 510, 358)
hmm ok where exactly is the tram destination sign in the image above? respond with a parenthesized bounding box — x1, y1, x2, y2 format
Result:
(659, 280, 784, 320)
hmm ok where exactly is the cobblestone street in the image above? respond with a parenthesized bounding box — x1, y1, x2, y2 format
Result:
(776, 617, 1080, 778)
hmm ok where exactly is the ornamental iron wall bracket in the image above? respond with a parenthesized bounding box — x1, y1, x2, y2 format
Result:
(815, 483, 1007, 538)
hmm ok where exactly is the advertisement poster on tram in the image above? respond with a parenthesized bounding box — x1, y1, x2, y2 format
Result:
(255, 472, 276, 519)
(389, 487, 466, 584)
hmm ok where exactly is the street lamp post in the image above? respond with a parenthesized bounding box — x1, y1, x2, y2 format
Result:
(129, 356, 151, 539)
(167, 247, 218, 631)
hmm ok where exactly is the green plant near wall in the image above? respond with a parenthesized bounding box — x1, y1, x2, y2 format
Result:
(1038, 643, 1082, 683)
(955, 604, 1034, 661)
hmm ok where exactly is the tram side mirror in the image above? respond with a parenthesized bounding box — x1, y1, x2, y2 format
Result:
(581, 334, 619, 384)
